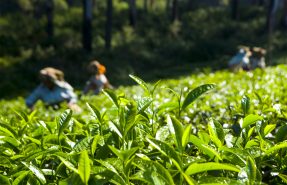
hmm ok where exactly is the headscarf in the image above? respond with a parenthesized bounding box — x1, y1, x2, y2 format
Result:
(88, 60, 106, 75)
(39, 67, 64, 81)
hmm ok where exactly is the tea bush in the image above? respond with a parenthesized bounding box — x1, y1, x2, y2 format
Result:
(1, 66, 287, 184)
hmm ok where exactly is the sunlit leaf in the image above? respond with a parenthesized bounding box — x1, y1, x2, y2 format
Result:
(129, 74, 150, 96)
(0, 174, 11, 185)
(181, 84, 216, 111)
(78, 150, 90, 185)
(185, 162, 240, 175)
(58, 109, 72, 136)
(12, 171, 29, 185)
(103, 89, 119, 108)
(241, 95, 250, 115)
(242, 114, 263, 129)
(22, 162, 46, 184)
(278, 174, 287, 183)
(264, 141, 287, 155)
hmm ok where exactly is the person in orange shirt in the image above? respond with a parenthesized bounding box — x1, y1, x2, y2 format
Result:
(83, 60, 113, 95)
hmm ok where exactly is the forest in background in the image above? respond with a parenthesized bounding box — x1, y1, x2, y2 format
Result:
(1, 0, 287, 98)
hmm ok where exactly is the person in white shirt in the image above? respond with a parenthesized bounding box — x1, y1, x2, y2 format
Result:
(83, 60, 113, 95)
(26, 67, 81, 112)
(228, 46, 252, 72)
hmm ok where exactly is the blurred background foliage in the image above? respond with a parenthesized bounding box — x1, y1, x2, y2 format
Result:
(0, 0, 287, 98)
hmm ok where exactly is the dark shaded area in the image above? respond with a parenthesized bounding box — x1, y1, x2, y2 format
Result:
(1, 0, 287, 99)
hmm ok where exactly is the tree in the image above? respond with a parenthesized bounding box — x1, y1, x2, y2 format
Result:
(267, 0, 279, 33)
(266, 0, 279, 64)
(66, 0, 73, 7)
(45, 0, 54, 38)
(171, 0, 178, 21)
(231, 0, 239, 20)
(105, 0, 113, 50)
(283, 0, 287, 29)
(82, 0, 93, 52)
(128, 0, 136, 27)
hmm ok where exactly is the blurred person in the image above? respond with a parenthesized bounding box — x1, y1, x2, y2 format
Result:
(228, 46, 252, 72)
(25, 67, 81, 112)
(250, 47, 266, 70)
(83, 60, 113, 95)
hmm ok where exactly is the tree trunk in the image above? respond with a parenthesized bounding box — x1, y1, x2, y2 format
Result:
(105, 0, 113, 50)
(46, 0, 54, 38)
(66, 0, 73, 6)
(267, 0, 279, 64)
(82, 0, 93, 52)
(267, 0, 279, 32)
(166, 0, 171, 14)
(171, 0, 178, 21)
(143, 0, 148, 12)
(283, 0, 287, 29)
(150, 0, 155, 9)
(259, 0, 264, 6)
(128, 0, 136, 27)
(231, 0, 239, 20)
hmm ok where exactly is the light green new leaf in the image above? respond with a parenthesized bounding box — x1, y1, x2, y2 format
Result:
(109, 121, 123, 138)
(96, 160, 126, 185)
(86, 103, 103, 123)
(103, 89, 119, 108)
(241, 95, 250, 115)
(167, 115, 183, 152)
(108, 145, 139, 162)
(208, 119, 224, 148)
(146, 138, 183, 167)
(242, 114, 263, 129)
(58, 109, 72, 136)
(73, 137, 92, 153)
(151, 80, 161, 96)
(91, 135, 101, 155)
(129, 74, 150, 95)
(57, 156, 78, 174)
(12, 171, 29, 185)
(264, 141, 287, 155)
(124, 102, 137, 137)
(172, 159, 195, 185)
(0, 122, 17, 138)
(23, 135, 41, 145)
(278, 174, 287, 183)
(132, 159, 175, 185)
(22, 162, 46, 184)
(78, 150, 90, 185)
(185, 162, 240, 175)
(0, 136, 21, 147)
(189, 135, 221, 160)
(0, 174, 11, 185)
(246, 156, 257, 185)
(181, 84, 215, 111)
(263, 124, 276, 137)
(182, 124, 192, 149)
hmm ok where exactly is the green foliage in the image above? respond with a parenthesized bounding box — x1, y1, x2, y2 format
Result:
(1, 66, 287, 184)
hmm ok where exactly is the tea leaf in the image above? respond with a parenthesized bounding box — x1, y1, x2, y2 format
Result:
(78, 150, 90, 185)
(0, 174, 11, 185)
(242, 114, 263, 129)
(58, 109, 72, 136)
(181, 84, 215, 111)
(103, 89, 119, 108)
(22, 162, 46, 184)
(241, 95, 250, 115)
(129, 74, 150, 95)
(185, 162, 240, 175)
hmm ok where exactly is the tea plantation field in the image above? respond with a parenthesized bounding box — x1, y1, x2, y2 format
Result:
(1, 65, 287, 185)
